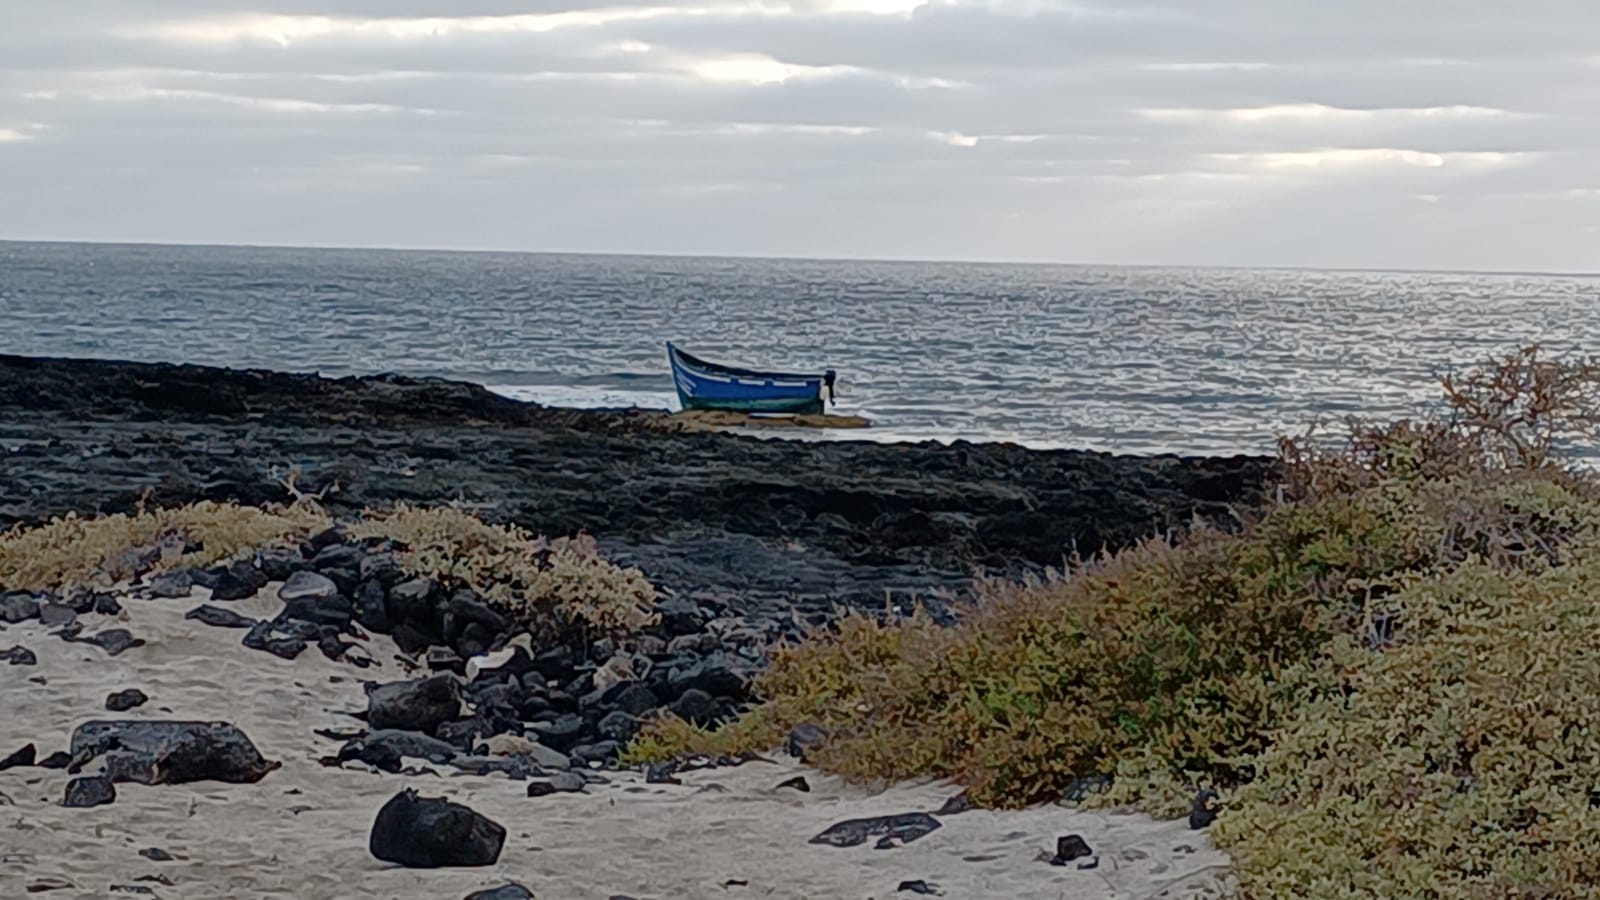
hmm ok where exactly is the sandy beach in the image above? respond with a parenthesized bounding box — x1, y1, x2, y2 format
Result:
(1, 581, 1234, 900)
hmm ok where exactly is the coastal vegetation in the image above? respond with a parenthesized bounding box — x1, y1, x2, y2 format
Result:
(628, 344, 1600, 898)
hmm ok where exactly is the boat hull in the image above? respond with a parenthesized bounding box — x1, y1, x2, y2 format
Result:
(668, 343, 832, 415)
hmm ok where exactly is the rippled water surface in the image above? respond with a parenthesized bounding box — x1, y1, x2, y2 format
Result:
(3, 241, 1597, 455)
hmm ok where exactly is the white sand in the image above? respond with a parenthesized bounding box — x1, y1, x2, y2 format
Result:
(0, 584, 1235, 900)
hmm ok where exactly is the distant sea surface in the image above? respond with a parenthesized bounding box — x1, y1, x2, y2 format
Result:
(3, 240, 1597, 456)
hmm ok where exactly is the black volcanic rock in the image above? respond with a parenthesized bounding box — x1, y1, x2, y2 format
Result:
(69, 720, 279, 785)
(366, 674, 462, 733)
(185, 604, 258, 629)
(0, 743, 35, 770)
(63, 775, 116, 808)
(0, 593, 40, 623)
(105, 689, 149, 711)
(209, 560, 268, 601)
(369, 789, 506, 868)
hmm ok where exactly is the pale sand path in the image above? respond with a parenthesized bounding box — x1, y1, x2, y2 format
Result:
(0, 585, 1235, 899)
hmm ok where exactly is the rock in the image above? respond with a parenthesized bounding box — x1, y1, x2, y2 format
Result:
(369, 788, 506, 868)
(358, 552, 402, 586)
(933, 793, 974, 816)
(810, 813, 942, 848)
(209, 560, 267, 601)
(671, 688, 716, 726)
(526, 771, 586, 796)
(387, 577, 438, 624)
(1050, 835, 1093, 865)
(38, 602, 77, 627)
(278, 572, 351, 626)
(777, 776, 810, 792)
(94, 594, 123, 616)
(569, 741, 620, 766)
(366, 674, 463, 733)
(39, 751, 71, 768)
(666, 651, 754, 701)
(63, 775, 117, 807)
(139, 847, 175, 861)
(242, 621, 307, 660)
(69, 720, 280, 785)
(1077, 856, 1100, 870)
(354, 579, 392, 633)
(145, 571, 194, 599)
(1, 645, 36, 665)
(0, 743, 36, 770)
(105, 689, 149, 712)
(596, 710, 638, 743)
(898, 881, 941, 896)
(605, 682, 660, 719)
(256, 547, 306, 581)
(0, 592, 41, 623)
(427, 645, 466, 675)
(529, 713, 586, 751)
(311, 543, 365, 573)
(73, 628, 144, 656)
(447, 592, 509, 635)
(464, 884, 535, 900)
(185, 604, 258, 629)
(1189, 790, 1218, 830)
(787, 723, 827, 760)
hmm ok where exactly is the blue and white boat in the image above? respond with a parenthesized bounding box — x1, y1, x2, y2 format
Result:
(666, 342, 837, 415)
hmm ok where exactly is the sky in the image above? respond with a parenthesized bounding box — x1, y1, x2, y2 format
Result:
(2, 1, 1599, 271)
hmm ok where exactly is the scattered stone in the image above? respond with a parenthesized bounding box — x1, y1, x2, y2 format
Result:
(185, 604, 257, 629)
(570, 741, 620, 766)
(933, 793, 974, 816)
(311, 543, 365, 573)
(464, 884, 535, 900)
(787, 723, 827, 760)
(209, 560, 268, 601)
(596, 710, 638, 743)
(138, 848, 174, 862)
(605, 682, 660, 719)
(63, 775, 116, 808)
(369, 788, 507, 868)
(810, 813, 942, 849)
(105, 689, 149, 712)
(367, 674, 463, 733)
(145, 571, 194, 599)
(24, 876, 74, 893)
(242, 621, 307, 660)
(654, 596, 709, 637)
(529, 713, 585, 751)
(2, 645, 37, 666)
(74, 628, 144, 656)
(526, 772, 586, 796)
(256, 547, 306, 582)
(1, 744, 36, 770)
(38, 603, 77, 627)
(135, 874, 176, 885)
(1050, 835, 1093, 866)
(1189, 790, 1219, 830)
(898, 881, 942, 895)
(93, 594, 123, 616)
(776, 776, 810, 792)
(0, 592, 40, 623)
(69, 720, 280, 785)
(341, 730, 460, 770)
(39, 751, 71, 768)
(278, 572, 351, 627)
(108, 886, 155, 895)
(481, 734, 570, 769)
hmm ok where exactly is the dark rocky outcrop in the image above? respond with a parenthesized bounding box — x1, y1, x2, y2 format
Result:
(69, 720, 279, 785)
(369, 789, 506, 868)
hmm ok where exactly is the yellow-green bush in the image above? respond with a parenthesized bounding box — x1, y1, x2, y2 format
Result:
(0, 501, 330, 591)
(351, 504, 657, 635)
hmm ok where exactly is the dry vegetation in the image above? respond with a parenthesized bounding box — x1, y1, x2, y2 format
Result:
(628, 344, 1600, 898)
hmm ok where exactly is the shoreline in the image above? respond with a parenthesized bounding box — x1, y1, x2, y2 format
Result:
(1, 353, 1276, 615)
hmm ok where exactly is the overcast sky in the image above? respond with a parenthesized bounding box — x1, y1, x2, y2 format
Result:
(2, 1, 1598, 270)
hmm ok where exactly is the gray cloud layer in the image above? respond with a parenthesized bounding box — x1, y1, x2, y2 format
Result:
(2, 0, 1598, 269)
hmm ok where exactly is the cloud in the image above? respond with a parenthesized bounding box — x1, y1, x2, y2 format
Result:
(2, 0, 1599, 269)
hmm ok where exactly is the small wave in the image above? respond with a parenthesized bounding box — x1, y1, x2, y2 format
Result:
(487, 384, 678, 411)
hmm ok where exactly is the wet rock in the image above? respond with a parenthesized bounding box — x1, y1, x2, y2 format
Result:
(0, 743, 35, 770)
(1, 645, 36, 666)
(526, 771, 586, 796)
(145, 571, 194, 599)
(1, 592, 41, 623)
(1050, 835, 1093, 865)
(185, 604, 258, 629)
(209, 560, 267, 601)
(366, 674, 463, 733)
(63, 775, 116, 807)
(811, 813, 942, 848)
(105, 689, 149, 712)
(671, 688, 717, 726)
(73, 628, 144, 656)
(1189, 790, 1218, 830)
(464, 884, 535, 900)
(596, 710, 638, 743)
(38, 603, 77, 627)
(369, 788, 506, 868)
(787, 723, 827, 761)
(242, 621, 307, 660)
(69, 720, 280, 785)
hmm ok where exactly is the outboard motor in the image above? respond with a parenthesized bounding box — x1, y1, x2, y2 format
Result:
(823, 370, 837, 406)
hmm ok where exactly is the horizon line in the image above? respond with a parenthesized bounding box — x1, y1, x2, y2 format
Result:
(3, 235, 1597, 280)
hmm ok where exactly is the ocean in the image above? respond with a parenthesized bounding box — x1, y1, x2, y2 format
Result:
(2, 240, 1596, 455)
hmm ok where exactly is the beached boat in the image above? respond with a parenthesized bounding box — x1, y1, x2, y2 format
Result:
(666, 342, 837, 415)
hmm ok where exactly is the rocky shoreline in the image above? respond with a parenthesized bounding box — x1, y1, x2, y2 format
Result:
(0, 353, 1276, 616)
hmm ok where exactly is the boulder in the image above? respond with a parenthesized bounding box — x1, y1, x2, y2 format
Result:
(69, 720, 279, 785)
(63, 776, 116, 808)
(0, 743, 35, 771)
(366, 674, 462, 733)
(185, 604, 258, 629)
(209, 560, 267, 601)
(0, 592, 41, 623)
(145, 571, 194, 599)
(369, 789, 506, 868)
(105, 689, 149, 712)
(278, 572, 351, 627)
